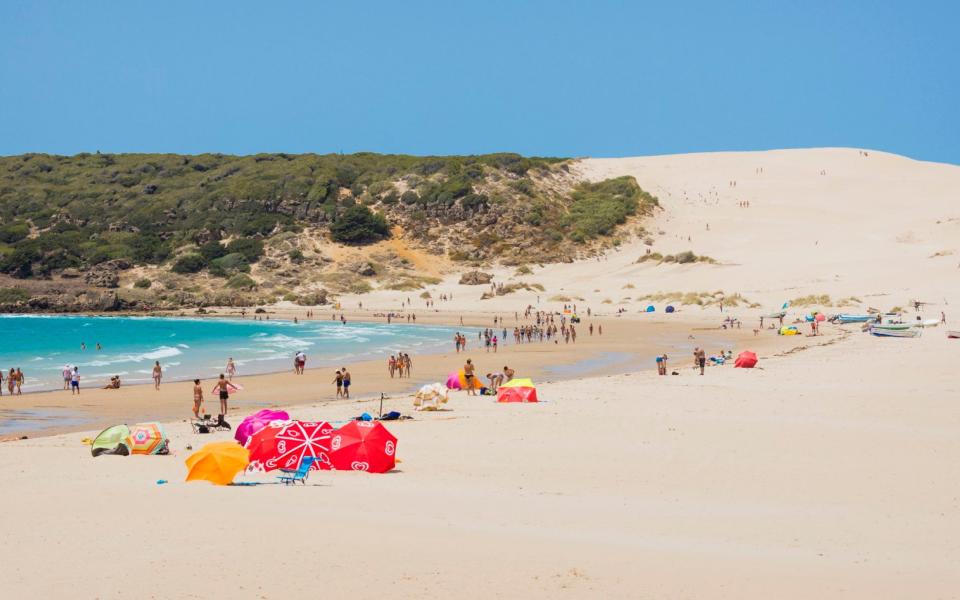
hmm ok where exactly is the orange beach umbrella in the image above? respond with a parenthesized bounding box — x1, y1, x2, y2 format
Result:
(185, 441, 249, 485)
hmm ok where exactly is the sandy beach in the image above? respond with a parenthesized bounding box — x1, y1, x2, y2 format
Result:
(0, 320, 956, 598)
(1, 149, 959, 598)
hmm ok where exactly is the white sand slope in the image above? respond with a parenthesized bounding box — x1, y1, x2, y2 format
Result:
(569, 148, 960, 309)
(348, 148, 958, 317)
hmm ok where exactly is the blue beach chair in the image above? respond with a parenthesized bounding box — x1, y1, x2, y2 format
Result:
(277, 456, 316, 485)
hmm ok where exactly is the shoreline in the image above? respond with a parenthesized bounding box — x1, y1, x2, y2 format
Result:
(0, 308, 825, 440)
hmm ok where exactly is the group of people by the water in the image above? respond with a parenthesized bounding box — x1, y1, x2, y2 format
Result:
(332, 367, 352, 398)
(1, 367, 25, 395)
(387, 354, 413, 378)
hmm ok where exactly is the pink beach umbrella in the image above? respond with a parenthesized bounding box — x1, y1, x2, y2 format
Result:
(445, 372, 461, 390)
(234, 409, 290, 446)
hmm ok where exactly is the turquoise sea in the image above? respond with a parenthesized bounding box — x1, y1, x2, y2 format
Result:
(0, 315, 465, 392)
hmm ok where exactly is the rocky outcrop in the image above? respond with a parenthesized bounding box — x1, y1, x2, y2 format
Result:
(459, 270, 493, 285)
(82, 259, 130, 288)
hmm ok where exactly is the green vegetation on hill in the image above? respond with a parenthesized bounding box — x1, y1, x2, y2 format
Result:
(0, 152, 563, 278)
(565, 177, 658, 242)
(0, 152, 661, 282)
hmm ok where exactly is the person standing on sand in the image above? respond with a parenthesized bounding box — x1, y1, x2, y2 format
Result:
(71, 367, 80, 395)
(226, 358, 237, 380)
(211, 374, 238, 416)
(192, 379, 204, 418)
(333, 370, 344, 397)
(463, 359, 477, 396)
(942, 311, 947, 324)
(404, 353, 413, 377)
(152, 361, 162, 390)
(62, 365, 73, 391)
(15, 368, 23, 394)
(388, 355, 397, 378)
(341, 367, 351, 398)
(695, 348, 706, 375)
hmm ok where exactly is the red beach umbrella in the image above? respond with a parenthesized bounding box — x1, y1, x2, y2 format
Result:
(244, 420, 334, 472)
(329, 421, 397, 473)
(734, 351, 758, 368)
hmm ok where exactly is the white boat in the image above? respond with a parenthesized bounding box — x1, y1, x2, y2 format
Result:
(834, 314, 874, 324)
(870, 326, 921, 338)
(911, 319, 940, 328)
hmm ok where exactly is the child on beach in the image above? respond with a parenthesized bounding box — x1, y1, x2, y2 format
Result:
(333, 370, 344, 397)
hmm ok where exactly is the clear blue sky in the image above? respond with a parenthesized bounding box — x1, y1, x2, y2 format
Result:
(1, 1, 957, 163)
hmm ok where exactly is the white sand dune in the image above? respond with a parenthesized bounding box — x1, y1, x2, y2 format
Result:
(351, 148, 960, 316)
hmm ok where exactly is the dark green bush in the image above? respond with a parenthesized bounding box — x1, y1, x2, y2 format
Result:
(225, 239, 264, 262)
(199, 241, 227, 262)
(134, 278, 152, 289)
(0, 223, 30, 244)
(329, 205, 390, 245)
(0, 287, 30, 303)
(171, 254, 206, 274)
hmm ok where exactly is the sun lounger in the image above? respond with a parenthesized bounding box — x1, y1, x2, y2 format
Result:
(277, 456, 317, 485)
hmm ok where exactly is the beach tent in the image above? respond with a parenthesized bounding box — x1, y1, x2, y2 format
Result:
(235, 409, 290, 446)
(329, 421, 397, 473)
(646, 305, 655, 313)
(734, 351, 758, 368)
(185, 441, 249, 485)
(665, 305, 675, 313)
(91, 424, 131, 457)
(446, 370, 482, 390)
(496, 378, 539, 403)
(126, 422, 168, 455)
(779, 326, 800, 336)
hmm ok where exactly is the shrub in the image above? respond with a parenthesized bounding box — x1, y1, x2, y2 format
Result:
(0, 248, 37, 278)
(171, 254, 206, 274)
(675, 251, 697, 264)
(329, 205, 390, 244)
(226, 274, 257, 290)
(209, 253, 250, 277)
(0, 223, 30, 244)
(199, 241, 227, 262)
(225, 238, 264, 262)
(288, 249, 304, 263)
(0, 287, 30, 303)
(134, 278, 152, 289)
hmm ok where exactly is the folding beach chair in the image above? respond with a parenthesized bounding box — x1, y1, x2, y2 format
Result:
(277, 456, 316, 485)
